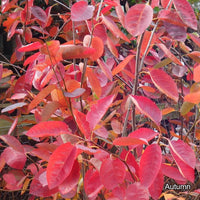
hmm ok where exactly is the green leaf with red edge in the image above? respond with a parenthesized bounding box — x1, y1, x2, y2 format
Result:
(26, 121, 72, 137)
(113, 137, 148, 146)
(188, 34, 200, 48)
(100, 157, 126, 190)
(58, 160, 80, 195)
(140, 143, 162, 187)
(173, 0, 197, 30)
(0, 135, 24, 152)
(86, 67, 101, 98)
(97, 58, 113, 81)
(125, 183, 149, 200)
(28, 84, 57, 112)
(71, 1, 94, 21)
(1, 147, 26, 169)
(149, 69, 179, 102)
(125, 4, 153, 37)
(47, 142, 77, 189)
(30, 169, 59, 197)
(86, 95, 115, 130)
(112, 55, 134, 76)
(60, 45, 96, 59)
(129, 95, 162, 125)
(84, 169, 103, 199)
(18, 42, 43, 52)
(101, 14, 130, 42)
(168, 139, 195, 182)
(158, 10, 186, 27)
(73, 110, 91, 139)
(149, 170, 163, 200)
(157, 43, 183, 65)
(161, 164, 186, 182)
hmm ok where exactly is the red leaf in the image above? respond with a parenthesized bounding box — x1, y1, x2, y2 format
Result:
(161, 164, 186, 182)
(47, 143, 77, 189)
(140, 144, 162, 187)
(173, 0, 197, 30)
(97, 58, 113, 81)
(129, 95, 162, 125)
(30, 169, 58, 197)
(149, 69, 179, 102)
(113, 137, 148, 146)
(28, 84, 57, 112)
(114, 0, 125, 27)
(73, 110, 91, 139)
(149, 170, 163, 200)
(151, 0, 159, 8)
(8, 116, 19, 135)
(26, 121, 72, 137)
(100, 158, 126, 190)
(125, 182, 149, 200)
(31, 6, 48, 27)
(18, 42, 43, 52)
(71, 1, 94, 21)
(125, 4, 153, 37)
(3, 170, 25, 190)
(0, 135, 24, 152)
(168, 140, 195, 182)
(129, 128, 159, 141)
(84, 169, 103, 199)
(188, 33, 200, 48)
(2, 147, 26, 169)
(112, 55, 134, 76)
(101, 14, 130, 42)
(59, 160, 80, 195)
(0, 63, 3, 81)
(86, 95, 115, 130)
(157, 43, 183, 66)
(158, 10, 186, 27)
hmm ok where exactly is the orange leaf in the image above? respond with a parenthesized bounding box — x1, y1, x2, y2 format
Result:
(60, 45, 96, 59)
(86, 68, 101, 98)
(28, 84, 57, 112)
(112, 55, 134, 75)
(193, 64, 200, 82)
(83, 35, 104, 61)
(184, 91, 200, 104)
(65, 79, 80, 92)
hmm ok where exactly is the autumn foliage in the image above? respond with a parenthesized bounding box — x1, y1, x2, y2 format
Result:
(0, 0, 200, 199)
